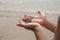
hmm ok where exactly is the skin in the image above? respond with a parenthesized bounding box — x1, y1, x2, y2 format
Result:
(17, 18, 48, 40)
(17, 10, 57, 40)
(55, 16, 60, 40)
(23, 10, 57, 33)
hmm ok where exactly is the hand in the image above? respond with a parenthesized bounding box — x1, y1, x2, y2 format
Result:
(17, 18, 41, 31)
(23, 10, 47, 26)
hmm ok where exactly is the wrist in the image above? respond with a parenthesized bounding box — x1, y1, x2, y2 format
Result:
(43, 19, 56, 33)
(33, 26, 42, 32)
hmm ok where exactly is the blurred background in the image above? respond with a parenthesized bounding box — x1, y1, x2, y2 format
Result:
(0, 0, 60, 40)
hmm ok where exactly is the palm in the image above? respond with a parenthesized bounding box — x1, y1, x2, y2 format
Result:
(17, 18, 40, 31)
(24, 11, 47, 26)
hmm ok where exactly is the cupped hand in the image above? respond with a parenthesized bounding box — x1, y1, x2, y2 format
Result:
(23, 11, 47, 26)
(17, 18, 41, 31)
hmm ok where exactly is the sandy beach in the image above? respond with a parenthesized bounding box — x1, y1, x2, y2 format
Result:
(0, 10, 60, 40)
(0, 1, 60, 40)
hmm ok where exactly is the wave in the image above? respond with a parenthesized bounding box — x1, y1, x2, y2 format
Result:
(0, 1, 60, 12)
(0, 9, 60, 13)
(0, 9, 60, 17)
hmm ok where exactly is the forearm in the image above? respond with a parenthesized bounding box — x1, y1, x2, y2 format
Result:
(33, 27, 47, 40)
(43, 19, 57, 33)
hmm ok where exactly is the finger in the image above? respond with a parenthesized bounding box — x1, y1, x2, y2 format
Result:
(17, 17, 31, 28)
(18, 18, 24, 24)
(17, 19, 26, 27)
(25, 23, 37, 26)
(30, 15, 40, 19)
(17, 24, 21, 26)
(37, 11, 45, 17)
(24, 14, 30, 18)
(17, 23, 30, 28)
(24, 14, 40, 19)
(24, 14, 38, 18)
(17, 24, 26, 27)
(18, 18, 30, 27)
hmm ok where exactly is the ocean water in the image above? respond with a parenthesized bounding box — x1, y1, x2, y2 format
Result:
(0, 1, 60, 11)
(0, 1, 60, 40)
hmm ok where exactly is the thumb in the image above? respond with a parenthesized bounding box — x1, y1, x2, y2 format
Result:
(37, 11, 45, 17)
